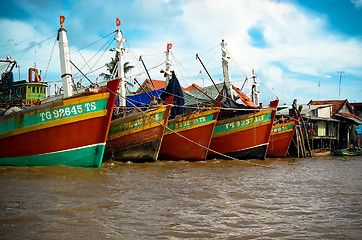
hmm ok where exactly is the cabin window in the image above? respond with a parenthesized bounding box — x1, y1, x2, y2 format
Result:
(27, 87, 31, 94)
(32, 87, 35, 93)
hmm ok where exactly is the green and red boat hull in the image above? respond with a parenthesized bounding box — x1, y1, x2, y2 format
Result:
(0, 79, 120, 167)
(267, 116, 299, 158)
(158, 108, 220, 161)
(208, 100, 278, 160)
(106, 104, 171, 162)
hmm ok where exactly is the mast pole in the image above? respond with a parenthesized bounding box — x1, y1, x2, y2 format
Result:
(115, 29, 126, 107)
(139, 56, 160, 98)
(196, 54, 221, 95)
(165, 43, 172, 87)
(221, 40, 234, 100)
(251, 70, 260, 106)
(57, 27, 73, 98)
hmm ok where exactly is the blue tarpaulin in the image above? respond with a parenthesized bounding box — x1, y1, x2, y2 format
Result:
(160, 73, 184, 118)
(356, 124, 362, 135)
(125, 88, 164, 108)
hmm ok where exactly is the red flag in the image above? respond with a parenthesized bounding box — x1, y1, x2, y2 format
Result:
(116, 18, 121, 26)
(60, 15, 65, 25)
(252, 69, 254, 75)
(232, 85, 257, 108)
(167, 43, 172, 51)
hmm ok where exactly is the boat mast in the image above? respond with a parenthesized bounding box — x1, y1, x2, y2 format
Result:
(57, 27, 73, 98)
(114, 29, 126, 106)
(165, 43, 173, 86)
(251, 70, 260, 106)
(221, 40, 234, 100)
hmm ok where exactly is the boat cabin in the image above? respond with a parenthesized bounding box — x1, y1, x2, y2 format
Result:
(307, 100, 362, 149)
(1, 67, 48, 108)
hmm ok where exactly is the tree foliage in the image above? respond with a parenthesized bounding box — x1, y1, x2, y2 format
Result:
(99, 58, 134, 90)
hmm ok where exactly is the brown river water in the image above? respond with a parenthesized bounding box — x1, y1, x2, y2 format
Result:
(0, 156, 361, 239)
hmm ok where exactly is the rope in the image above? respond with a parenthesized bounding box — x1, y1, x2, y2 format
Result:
(106, 85, 274, 168)
(5, 33, 57, 57)
(43, 37, 57, 82)
(87, 38, 115, 75)
(71, 31, 114, 53)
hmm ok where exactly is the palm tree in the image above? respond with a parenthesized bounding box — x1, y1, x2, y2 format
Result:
(100, 58, 134, 90)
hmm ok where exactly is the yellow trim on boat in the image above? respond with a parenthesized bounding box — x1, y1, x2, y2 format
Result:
(0, 110, 107, 140)
(63, 92, 110, 106)
(271, 128, 293, 136)
(173, 109, 219, 122)
(107, 121, 162, 140)
(212, 120, 271, 138)
(164, 120, 216, 135)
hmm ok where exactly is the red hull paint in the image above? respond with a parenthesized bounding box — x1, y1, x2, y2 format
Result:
(0, 79, 119, 159)
(208, 100, 278, 160)
(158, 123, 216, 161)
(1, 117, 110, 158)
(267, 118, 299, 158)
(209, 123, 272, 159)
(267, 129, 295, 158)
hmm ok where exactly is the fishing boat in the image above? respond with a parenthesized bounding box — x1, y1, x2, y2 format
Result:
(311, 148, 331, 157)
(334, 147, 361, 156)
(267, 116, 300, 158)
(0, 62, 48, 108)
(208, 100, 278, 160)
(158, 107, 220, 161)
(104, 29, 172, 162)
(0, 26, 119, 167)
(156, 45, 220, 161)
(202, 40, 278, 160)
(106, 103, 172, 162)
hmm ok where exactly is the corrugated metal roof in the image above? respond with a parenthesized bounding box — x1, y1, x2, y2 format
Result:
(183, 83, 224, 106)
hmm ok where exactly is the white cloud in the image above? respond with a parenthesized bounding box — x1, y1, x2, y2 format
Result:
(174, 0, 362, 103)
(1, 0, 361, 103)
(351, 0, 362, 9)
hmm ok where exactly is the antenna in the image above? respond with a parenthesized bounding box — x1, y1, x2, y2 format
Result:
(318, 81, 320, 100)
(337, 71, 344, 98)
(33, 15, 37, 68)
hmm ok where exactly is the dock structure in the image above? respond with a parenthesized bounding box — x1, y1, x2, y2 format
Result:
(282, 99, 362, 157)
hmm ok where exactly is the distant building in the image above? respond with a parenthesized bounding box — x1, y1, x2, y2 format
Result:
(306, 100, 362, 149)
(135, 79, 201, 94)
(351, 102, 362, 118)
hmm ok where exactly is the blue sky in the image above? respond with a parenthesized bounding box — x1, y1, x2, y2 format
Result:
(1, 0, 361, 105)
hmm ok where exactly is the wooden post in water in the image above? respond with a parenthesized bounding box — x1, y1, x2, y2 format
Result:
(288, 99, 314, 158)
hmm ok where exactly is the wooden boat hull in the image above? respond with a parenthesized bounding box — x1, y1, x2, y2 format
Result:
(334, 148, 361, 156)
(106, 105, 171, 162)
(0, 79, 120, 167)
(208, 101, 278, 160)
(267, 117, 299, 158)
(311, 148, 331, 157)
(158, 109, 220, 161)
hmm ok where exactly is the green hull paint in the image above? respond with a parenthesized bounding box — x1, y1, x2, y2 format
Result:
(213, 112, 272, 135)
(165, 112, 215, 133)
(0, 144, 105, 167)
(0, 98, 108, 135)
(108, 110, 165, 138)
(271, 122, 294, 134)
